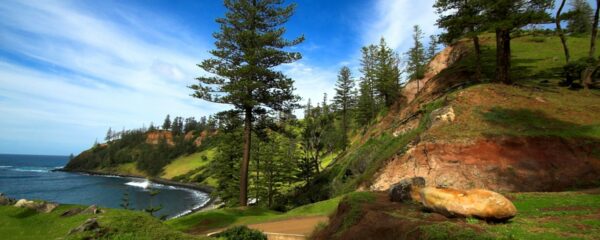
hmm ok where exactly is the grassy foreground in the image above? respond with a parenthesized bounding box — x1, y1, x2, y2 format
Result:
(0, 204, 205, 240)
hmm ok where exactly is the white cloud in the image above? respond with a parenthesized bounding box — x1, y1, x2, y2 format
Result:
(362, 0, 440, 53)
(0, 0, 225, 154)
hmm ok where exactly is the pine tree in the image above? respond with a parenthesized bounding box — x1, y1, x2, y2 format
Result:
(357, 44, 379, 124)
(190, 0, 303, 206)
(105, 127, 113, 142)
(427, 35, 438, 61)
(375, 38, 401, 106)
(406, 25, 427, 93)
(162, 114, 171, 130)
(481, 0, 553, 84)
(567, 0, 594, 34)
(356, 80, 375, 126)
(333, 66, 355, 150)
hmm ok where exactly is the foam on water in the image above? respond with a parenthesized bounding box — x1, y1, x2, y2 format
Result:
(125, 179, 151, 189)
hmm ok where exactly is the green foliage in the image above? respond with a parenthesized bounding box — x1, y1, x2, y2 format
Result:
(167, 196, 341, 232)
(562, 57, 598, 86)
(332, 100, 445, 195)
(213, 226, 267, 240)
(566, 0, 594, 34)
(337, 192, 376, 234)
(333, 66, 356, 150)
(406, 25, 427, 80)
(0, 205, 203, 240)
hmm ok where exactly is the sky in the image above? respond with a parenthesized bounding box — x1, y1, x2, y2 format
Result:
(0, 0, 576, 155)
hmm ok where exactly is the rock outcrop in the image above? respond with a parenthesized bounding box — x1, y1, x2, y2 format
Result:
(14, 199, 59, 213)
(69, 218, 101, 235)
(389, 177, 425, 202)
(0, 193, 14, 205)
(82, 205, 103, 214)
(371, 137, 600, 192)
(61, 207, 84, 217)
(419, 187, 517, 221)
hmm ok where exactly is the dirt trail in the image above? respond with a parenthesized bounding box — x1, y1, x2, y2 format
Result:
(247, 216, 328, 235)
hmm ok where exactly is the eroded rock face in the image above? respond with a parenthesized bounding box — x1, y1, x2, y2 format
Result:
(371, 137, 600, 192)
(389, 177, 425, 202)
(430, 106, 455, 127)
(419, 187, 517, 221)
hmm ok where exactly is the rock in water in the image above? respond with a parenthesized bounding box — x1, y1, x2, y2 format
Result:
(419, 187, 517, 221)
(389, 177, 426, 202)
(69, 218, 100, 234)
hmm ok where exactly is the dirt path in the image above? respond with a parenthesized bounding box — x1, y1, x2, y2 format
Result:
(247, 216, 328, 236)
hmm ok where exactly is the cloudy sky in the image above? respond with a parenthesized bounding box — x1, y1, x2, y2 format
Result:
(0, 0, 480, 155)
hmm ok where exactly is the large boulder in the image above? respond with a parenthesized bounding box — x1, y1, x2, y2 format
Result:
(419, 187, 517, 221)
(14, 199, 36, 208)
(389, 177, 425, 202)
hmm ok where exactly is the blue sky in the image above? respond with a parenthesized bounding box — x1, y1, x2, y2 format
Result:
(0, 0, 574, 155)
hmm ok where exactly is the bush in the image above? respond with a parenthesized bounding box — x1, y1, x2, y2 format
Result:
(213, 226, 267, 240)
(562, 57, 597, 86)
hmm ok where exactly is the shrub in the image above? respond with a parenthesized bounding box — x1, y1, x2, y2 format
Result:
(213, 226, 267, 240)
(562, 57, 597, 86)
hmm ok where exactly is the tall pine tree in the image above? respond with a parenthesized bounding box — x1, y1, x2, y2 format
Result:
(333, 66, 355, 150)
(190, 0, 303, 206)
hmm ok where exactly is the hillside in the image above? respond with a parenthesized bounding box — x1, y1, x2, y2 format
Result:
(58, 33, 600, 239)
(321, 33, 600, 197)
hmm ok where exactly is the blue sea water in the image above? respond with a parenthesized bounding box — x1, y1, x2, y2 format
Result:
(0, 154, 209, 218)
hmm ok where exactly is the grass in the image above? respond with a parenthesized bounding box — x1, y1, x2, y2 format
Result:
(166, 195, 343, 233)
(161, 148, 215, 180)
(320, 152, 338, 169)
(419, 190, 600, 240)
(323, 190, 600, 240)
(331, 99, 445, 195)
(0, 204, 205, 240)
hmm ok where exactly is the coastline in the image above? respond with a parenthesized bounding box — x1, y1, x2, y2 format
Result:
(55, 168, 218, 217)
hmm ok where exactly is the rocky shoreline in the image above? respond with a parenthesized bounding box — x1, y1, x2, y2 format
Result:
(54, 168, 219, 217)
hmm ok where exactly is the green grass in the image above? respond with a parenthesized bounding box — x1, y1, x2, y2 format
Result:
(166, 195, 343, 233)
(0, 204, 204, 240)
(161, 148, 215, 180)
(338, 192, 376, 234)
(332, 99, 445, 195)
(320, 152, 338, 169)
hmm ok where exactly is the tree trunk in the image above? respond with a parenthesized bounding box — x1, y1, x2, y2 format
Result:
(472, 35, 482, 81)
(583, 0, 600, 90)
(240, 108, 252, 207)
(556, 0, 570, 63)
(589, 0, 600, 59)
(495, 28, 512, 84)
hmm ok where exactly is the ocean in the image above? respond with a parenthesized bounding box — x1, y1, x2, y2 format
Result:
(0, 154, 210, 219)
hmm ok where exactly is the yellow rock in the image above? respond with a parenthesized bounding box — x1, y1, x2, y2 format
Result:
(419, 187, 517, 221)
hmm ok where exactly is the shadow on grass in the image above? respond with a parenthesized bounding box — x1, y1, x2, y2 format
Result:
(11, 208, 38, 219)
(481, 107, 600, 138)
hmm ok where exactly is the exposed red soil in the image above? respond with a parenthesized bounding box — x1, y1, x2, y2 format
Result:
(146, 130, 174, 145)
(371, 137, 600, 192)
(312, 192, 481, 240)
